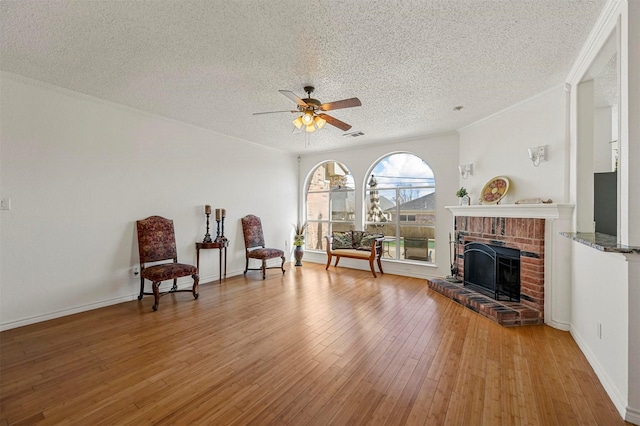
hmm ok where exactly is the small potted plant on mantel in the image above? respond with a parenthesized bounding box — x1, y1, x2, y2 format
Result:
(293, 222, 307, 266)
(456, 187, 470, 206)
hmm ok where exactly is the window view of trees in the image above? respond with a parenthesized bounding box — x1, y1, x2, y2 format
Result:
(365, 153, 436, 263)
(305, 161, 355, 251)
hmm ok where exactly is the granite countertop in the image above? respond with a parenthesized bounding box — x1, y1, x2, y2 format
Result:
(560, 232, 640, 254)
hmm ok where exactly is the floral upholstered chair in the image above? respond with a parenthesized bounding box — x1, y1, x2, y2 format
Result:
(136, 216, 199, 311)
(241, 214, 285, 279)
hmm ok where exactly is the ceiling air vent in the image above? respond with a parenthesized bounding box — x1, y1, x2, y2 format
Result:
(343, 131, 364, 138)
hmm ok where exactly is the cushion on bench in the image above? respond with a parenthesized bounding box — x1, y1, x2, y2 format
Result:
(331, 230, 383, 251)
(332, 231, 353, 249)
(331, 248, 372, 258)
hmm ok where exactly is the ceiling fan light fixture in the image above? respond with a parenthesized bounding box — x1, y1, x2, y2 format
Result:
(314, 115, 326, 129)
(255, 87, 361, 135)
(301, 110, 314, 125)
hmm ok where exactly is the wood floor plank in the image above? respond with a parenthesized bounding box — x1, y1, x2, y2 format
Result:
(367, 355, 419, 425)
(268, 353, 342, 424)
(384, 352, 435, 426)
(482, 359, 503, 426)
(0, 263, 630, 425)
(306, 339, 393, 425)
(286, 365, 349, 424)
(461, 373, 486, 426)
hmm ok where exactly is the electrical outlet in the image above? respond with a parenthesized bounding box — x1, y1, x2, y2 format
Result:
(132, 266, 139, 277)
(0, 198, 11, 210)
(597, 322, 603, 339)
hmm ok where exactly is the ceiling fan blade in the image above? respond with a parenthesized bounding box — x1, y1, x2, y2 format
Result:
(319, 97, 361, 111)
(318, 113, 352, 131)
(279, 90, 308, 108)
(252, 110, 297, 115)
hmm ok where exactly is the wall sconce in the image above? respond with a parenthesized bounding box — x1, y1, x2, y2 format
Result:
(528, 146, 546, 167)
(458, 163, 473, 179)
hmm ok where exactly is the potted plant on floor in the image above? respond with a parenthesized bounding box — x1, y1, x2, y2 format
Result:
(293, 222, 307, 266)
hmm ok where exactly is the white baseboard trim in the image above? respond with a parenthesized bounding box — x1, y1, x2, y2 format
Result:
(302, 252, 440, 280)
(0, 274, 229, 332)
(626, 406, 640, 425)
(0, 294, 137, 331)
(545, 318, 571, 331)
(570, 326, 629, 422)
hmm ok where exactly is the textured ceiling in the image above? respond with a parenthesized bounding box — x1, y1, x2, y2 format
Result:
(0, 0, 606, 154)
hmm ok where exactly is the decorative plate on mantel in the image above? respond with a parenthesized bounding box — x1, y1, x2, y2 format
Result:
(481, 176, 509, 204)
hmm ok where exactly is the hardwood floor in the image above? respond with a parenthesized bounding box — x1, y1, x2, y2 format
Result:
(0, 263, 629, 425)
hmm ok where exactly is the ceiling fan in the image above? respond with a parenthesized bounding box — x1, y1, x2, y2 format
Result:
(253, 86, 361, 133)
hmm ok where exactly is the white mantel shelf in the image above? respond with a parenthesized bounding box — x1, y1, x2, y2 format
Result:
(446, 203, 574, 219)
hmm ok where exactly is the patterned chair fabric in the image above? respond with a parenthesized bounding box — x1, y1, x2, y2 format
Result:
(136, 216, 199, 311)
(241, 214, 285, 279)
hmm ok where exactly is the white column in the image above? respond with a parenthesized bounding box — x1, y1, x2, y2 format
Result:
(624, 253, 640, 423)
(619, 0, 640, 246)
(576, 80, 595, 232)
(545, 215, 573, 330)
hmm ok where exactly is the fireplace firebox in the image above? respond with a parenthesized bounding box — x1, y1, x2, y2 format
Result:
(464, 242, 520, 302)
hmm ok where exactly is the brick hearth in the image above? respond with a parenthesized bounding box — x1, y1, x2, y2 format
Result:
(429, 215, 546, 326)
(427, 278, 543, 326)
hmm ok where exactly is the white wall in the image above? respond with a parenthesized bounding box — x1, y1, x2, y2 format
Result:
(0, 73, 299, 330)
(298, 133, 459, 279)
(570, 242, 628, 411)
(565, 0, 640, 422)
(458, 87, 568, 204)
(594, 106, 613, 172)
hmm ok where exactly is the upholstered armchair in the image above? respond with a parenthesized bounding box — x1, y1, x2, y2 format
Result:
(241, 214, 285, 279)
(136, 216, 199, 311)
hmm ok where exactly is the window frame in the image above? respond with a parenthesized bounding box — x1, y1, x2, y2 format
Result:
(304, 161, 355, 252)
(364, 153, 436, 264)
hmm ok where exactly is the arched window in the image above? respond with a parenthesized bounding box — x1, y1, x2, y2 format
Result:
(305, 161, 355, 251)
(365, 153, 436, 263)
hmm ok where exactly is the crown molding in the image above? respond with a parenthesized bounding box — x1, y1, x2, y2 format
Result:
(565, 0, 623, 84)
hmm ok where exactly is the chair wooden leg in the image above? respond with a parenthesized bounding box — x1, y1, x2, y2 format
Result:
(192, 274, 199, 299)
(377, 257, 384, 275)
(262, 260, 266, 280)
(244, 257, 249, 275)
(369, 258, 377, 278)
(334, 256, 341, 267)
(138, 276, 145, 300)
(325, 254, 332, 270)
(152, 281, 160, 311)
(280, 256, 285, 275)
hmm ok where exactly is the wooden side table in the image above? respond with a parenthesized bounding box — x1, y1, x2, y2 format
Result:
(195, 240, 228, 283)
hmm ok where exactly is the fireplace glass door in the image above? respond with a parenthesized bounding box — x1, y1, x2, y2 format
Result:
(464, 242, 520, 302)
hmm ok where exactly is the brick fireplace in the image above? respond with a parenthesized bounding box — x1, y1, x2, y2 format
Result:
(428, 204, 574, 327)
(455, 216, 545, 313)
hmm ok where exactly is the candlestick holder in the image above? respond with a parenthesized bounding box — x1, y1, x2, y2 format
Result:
(203, 213, 213, 243)
(221, 216, 227, 241)
(214, 219, 222, 242)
